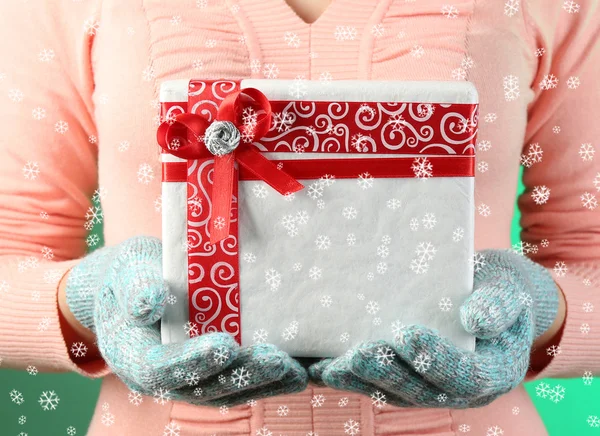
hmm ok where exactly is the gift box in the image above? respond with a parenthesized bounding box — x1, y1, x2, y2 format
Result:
(158, 78, 479, 358)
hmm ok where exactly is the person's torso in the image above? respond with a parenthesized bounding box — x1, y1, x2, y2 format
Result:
(89, 1, 545, 434)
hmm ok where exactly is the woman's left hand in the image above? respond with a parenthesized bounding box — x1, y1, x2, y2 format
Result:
(306, 249, 561, 408)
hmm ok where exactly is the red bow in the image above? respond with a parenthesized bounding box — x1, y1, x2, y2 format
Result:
(157, 87, 304, 244)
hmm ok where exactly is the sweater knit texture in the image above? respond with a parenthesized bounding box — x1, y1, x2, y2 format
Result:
(0, 0, 599, 435)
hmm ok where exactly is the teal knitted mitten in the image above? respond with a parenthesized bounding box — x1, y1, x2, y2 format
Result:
(66, 235, 308, 407)
(306, 248, 560, 408)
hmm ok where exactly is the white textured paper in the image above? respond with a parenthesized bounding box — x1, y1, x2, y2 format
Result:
(160, 79, 477, 357)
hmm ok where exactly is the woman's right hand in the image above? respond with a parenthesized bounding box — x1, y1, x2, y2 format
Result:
(64, 235, 308, 407)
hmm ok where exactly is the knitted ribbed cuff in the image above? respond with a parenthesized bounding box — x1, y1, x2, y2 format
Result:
(65, 245, 115, 332)
(518, 254, 561, 340)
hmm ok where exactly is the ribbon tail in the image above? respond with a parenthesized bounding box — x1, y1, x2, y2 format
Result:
(236, 147, 304, 195)
(210, 155, 236, 244)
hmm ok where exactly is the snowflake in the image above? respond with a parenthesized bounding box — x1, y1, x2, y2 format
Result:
(553, 261, 568, 277)
(439, 297, 453, 312)
(546, 345, 562, 357)
(458, 424, 471, 432)
(38, 316, 51, 331)
(22, 162, 40, 180)
(408, 217, 419, 231)
(478, 203, 491, 217)
(477, 161, 489, 173)
(339, 397, 349, 407)
(194, 387, 203, 396)
(334, 26, 357, 41)
(366, 300, 380, 315)
(413, 353, 432, 373)
(84, 17, 100, 35)
(375, 346, 395, 366)
(452, 227, 465, 242)
(535, 47, 545, 57)
(549, 384, 565, 403)
(27, 366, 38, 376)
(252, 185, 269, 199)
(163, 422, 181, 436)
(504, 0, 520, 16)
(372, 23, 385, 37)
(503, 75, 520, 101)
(471, 252, 486, 272)
(38, 391, 59, 410)
(566, 76, 581, 89)
(70, 342, 88, 358)
(486, 426, 504, 436)
(563, 0, 581, 13)
(347, 233, 357, 246)
(484, 113, 497, 123)
(531, 185, 551, 205)
(263, 63, 279, 79)
(387, 113, 406, 131)
(580, 323, 590, 334)
(184, 321, 199, 337)
(581, 192, 598, 210)
(461, 56, 475, 70)
(478, 140, 492, 152)
(32, 107, 46, 120)
(231, 366, 252, 388)
(357, 172, 374, 189)
(100, 411, 114, 427)
(311, 394, 325, 408)
(272, 111, 294, 132)
(307, 181, 324, 199)
(10, 389, 24, 405)
(539, 74, 559, 90)
(588, 416, 600, 428)
(344, 419, 360, 435)
(437, 393, 447, 403)
(85, 206, 103, 224)
(210, 345, 232, 366)
(277, 405, 289, 417)
(137, 163, 154, 184)
(86, 234, 100, 247)
(282, 325, 297, 341)
(309, 266, 322, 280)
(441, 4, 459, 18)
(374, 245, 389, 261)
(412, 157, 433, 179)
(315, 235, 332, 250)
(583, 371, 594, 385)
(256, 426, 273, 436)
(411, 45, 425, 58)
(410, 257, 429, 275)
(422, 213, 437, 229)
(451, 67, 467, 81)
(128, 391, 143, 406)
(253, 328, 268, 344)
(8, 88, 24, 102)
(265, 268, 282, 290)
(320, 295, 333, 307)
(342, 206, 358, 220)
(579, 143, 596, 161)
(153, 388, 171, 405)
(416, 241, 437, 261)
(213, 216, 226, 230)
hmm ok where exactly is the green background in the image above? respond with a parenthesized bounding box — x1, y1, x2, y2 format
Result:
(1, 168, 597, 435)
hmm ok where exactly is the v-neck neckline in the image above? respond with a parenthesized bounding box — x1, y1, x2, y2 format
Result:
(279, 0, 337, 27)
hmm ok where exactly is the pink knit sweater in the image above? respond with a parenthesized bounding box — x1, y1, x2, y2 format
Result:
(1, 0, 599, 435)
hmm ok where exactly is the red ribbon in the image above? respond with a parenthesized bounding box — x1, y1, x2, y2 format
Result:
(157, 88, 304, 244)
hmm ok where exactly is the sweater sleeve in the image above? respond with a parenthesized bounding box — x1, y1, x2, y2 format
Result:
(518, 0, 600, 382)
(0, 0, 110, 378)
